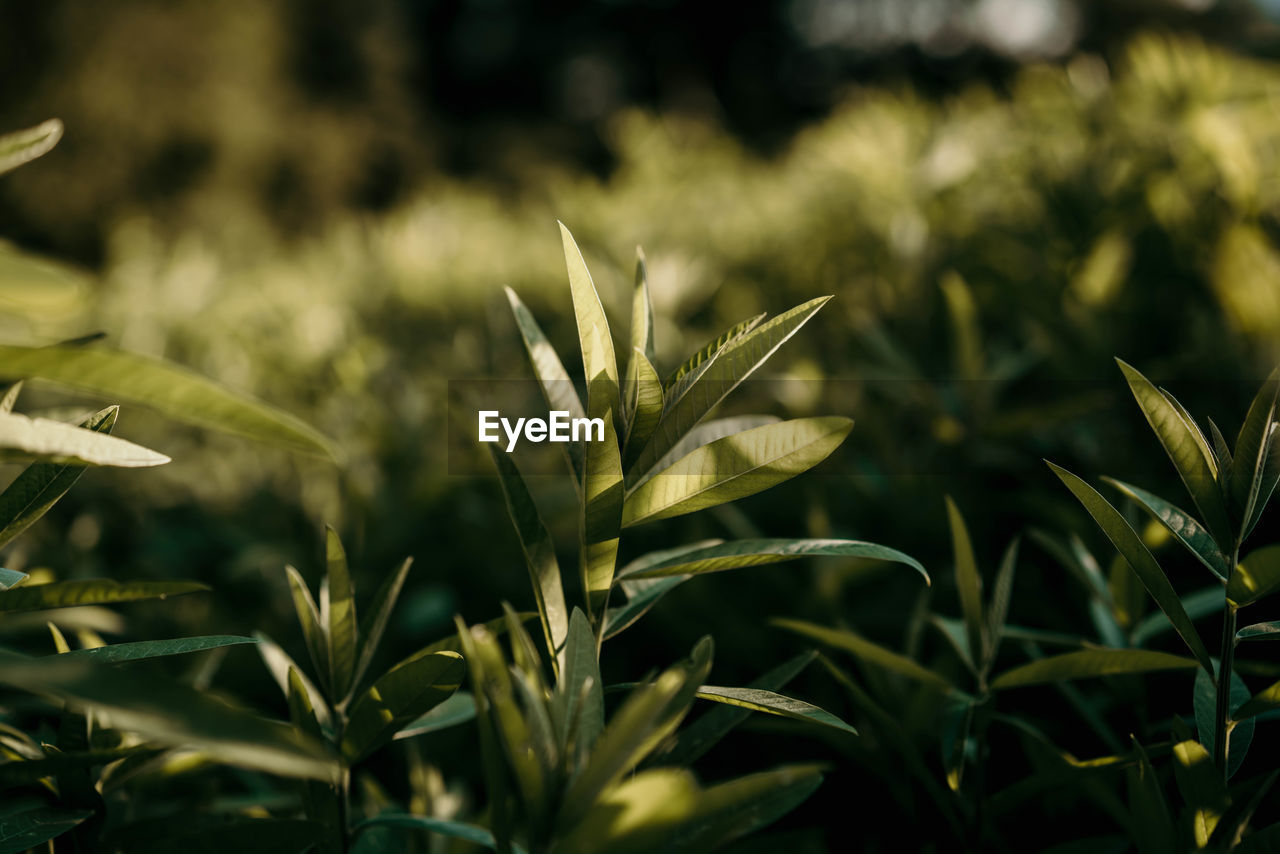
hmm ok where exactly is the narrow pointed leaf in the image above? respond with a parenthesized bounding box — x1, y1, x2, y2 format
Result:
(1048, 461, 1213, 671)
(945, 497, 985, 668)
(630, 248, 654, 362)
(0, 406, 119, 550)
(631, 298, 829, 479)
(1237, 622, 1280, 642)
(772, 617, 954, 692)
(1171, 737, 1227, 847)
(552, 608, 604, 755)
(620, 348, 663, 468)
(324, 527, 357, 700)
(1103, 477, 1230, 581)
(693, 685, 855, 734)
(394, 692, 476, 740)
(0, 345, 334, 457)
(603, 576, 688, 640)
(1235, 679, 1280, 722)
(0, 579, 207, 613)
(581, 410, 622, 620)
(452, 619, 514, 854)
(629, 415, 781, 492)
(991, 649, 1198, 690)
(1230, 368, 1280, 528)
(1130, 586, 1224, 647)
(504, 286, 586, 483)
(1193, 667, 1254, 779)
(285, 566, 330, 694)
(342, 651, 466, 762)
(1116, 360, 1233, 547)
(489, 447, 569, 672)
(616, 537, 927, 583)
(0, 651, 337, 781)
(0, 383, 18, 415)
(0, 747, 160, 786)
(623, 417, 852, 527)
(1208, 417, 1233, 470)
(1229, 544, 1280, 607)
(0, 411, 167, 467)
(253, 631, 331, 728)
(559, 222, 619, 424)
(1127, 739, 1176, 854)
(661, 314, 763, 399)
(1206, 771, 1278, 852)
(51, 635, 255, 664)
(353, 557, 412, 693)
(985, 537, 1020, 666)
(1246, 424, 1280, 538)
(0, 118, 63, 175)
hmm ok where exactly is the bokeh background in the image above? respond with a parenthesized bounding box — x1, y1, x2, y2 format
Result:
(5, 0, 1280, 849)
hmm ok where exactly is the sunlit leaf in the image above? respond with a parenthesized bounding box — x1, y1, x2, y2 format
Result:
(324, 527, 357, 701)
(0, 410, 167, 467)
(1103, 477, 1230, 581)
(353, 557, 412, 694)
(693, 685, 855, 734)
(0, 406, 119, 550)
(0, 118, 63, 175)
(772, 617, 954, 692)
(0, 651, 337, 781)
(1229, 544, 1280, 607)
(0, 345, 335, 457)
(342, 651, 466, 762)
(489, 447, 569, 673)
(1116, 360, 1233, 547)
(581, 409, 622, 620)
(630, 248, 654, 363)
(623, 417, 852, 527)
(991, 649, 1197, 689)
(285, 566, 330, 695)
(504, 286, 586, 484)
(660, 315, 763, 402)
(552, 608, 604, 761)
(560, 222, 619, 424)
(252, 631, 331, 728)
(628, 415, 781, 492)
(615, 537, 927, 583)
(1171, 737, 1227, 847)
(0, 579, 207, 613)
(620, 348, 663, 469)
(630, 297, 829, 480)
(51, 635, 254, 664)
(1048, 461, 1213, 671)
(945, 497, 985, 670)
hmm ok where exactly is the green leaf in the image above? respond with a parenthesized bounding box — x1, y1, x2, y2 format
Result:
(620, 348, 663, 469)
(559, 222, 619, 425)
(252, 631, 331, 728)
(941, 694, 975, 792)
(1246, 420, 1280, 540)
(552, 607, 604, 761)
(622, 417, 852, 527)
(0, 568, 27, 590)
(452, 620, 515, 854)
(630, 297, 829, 480)
(1237, 622, 1280, 643)
(393, 692, 476, 740)
(630, 248, 654, 362)
(1171, 737, 1227, 848)
(693, 685, 855, 734)
(353, 557, 412, 695)
(504, 286, 586, 484)
(0, 802, 91, 854)
(1208, 417, 1233, 469)
(945, 497, 985, 671)
(1103, 477, 1231, 581)
(985, 537, 1020, 668)
(51, 635, 255, 664)
(0, 118, 63, 175)
(0, 651, 337, 781)
(654, 652, 816, 767)
(0, 382, 19, 415)
(603, 575, 689, 640)
(615, 537, 928, 583)
(628, 415, 781, 491)
(991, 649, 1198, 690)
(489, 447, 569, 673)
(560, 637, 714, 831)
(1127, 738, 1175, 854)
(772, 617, 954, 692)
(0, 346, 335, 458)
(285, 566, 330, 694)
(1229, 368, 1280, 531)
(0, 410, 168, 467)
(1229, 544, 1280, 607)
(324, 527, 357, 701)
(1235, 679, 1280, 722)
(1130, 586, 1224, 647)
(1194, 666, 1254, 778)
(341, 651, 466, 762)
(1048, 461, 1213, 671)
(1116, 360, 1233, 547)
(352, 814, 518, 853)
(661, 315, 763, 398)
(0, 406, 119, 550)
(581, 409, 623, 620)
(0, 579, 207, 613)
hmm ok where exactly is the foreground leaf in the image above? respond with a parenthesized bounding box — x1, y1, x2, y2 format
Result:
(1229, 544, 1280, 607)
(560, 222, 619, 424)
(581, 409, 623, 620)
(50, 635, 255, 664)
(991, 649, 1198, 690)
(0, 568, 27, 590)
(0, 579, 207, 613)
(0, 406, 120, 550)
(324, 526, 357, 701)
(0, 651, 337, 781)
(1048, 461, 1213, 671)
(0, 411, 167, 467)
(1237, 622, 1280, 643)
(616, 537, 927, 583)
(394, 692, 477, 740)
(0, 118, 63, 175)
(623, 417, 852, 527)
(693, 685, 855, 734)
(0, 345, 335, 457)
(342, 651, 466, 762)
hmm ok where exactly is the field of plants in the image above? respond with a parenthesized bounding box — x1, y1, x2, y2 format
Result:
(4, 4, 1280, 852)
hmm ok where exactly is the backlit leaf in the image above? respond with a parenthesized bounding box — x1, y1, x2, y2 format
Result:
(1103, 477, 1230, 581)
(1229, 544, 1280, 607)
(0, 579, 207, 613)
(0, 411, 167, 467)
(693, 685, 855, 734)
(342, 651, 466, 762)
(615, 537, 927, 583)
(991, 649, 1197, 689)
(0, 118, 63, 175)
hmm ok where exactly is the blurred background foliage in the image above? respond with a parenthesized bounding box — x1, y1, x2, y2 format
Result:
(6, 0, 1280, 849)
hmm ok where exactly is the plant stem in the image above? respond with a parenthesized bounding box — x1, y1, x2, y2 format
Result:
(1214, 596, 1238, 780)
